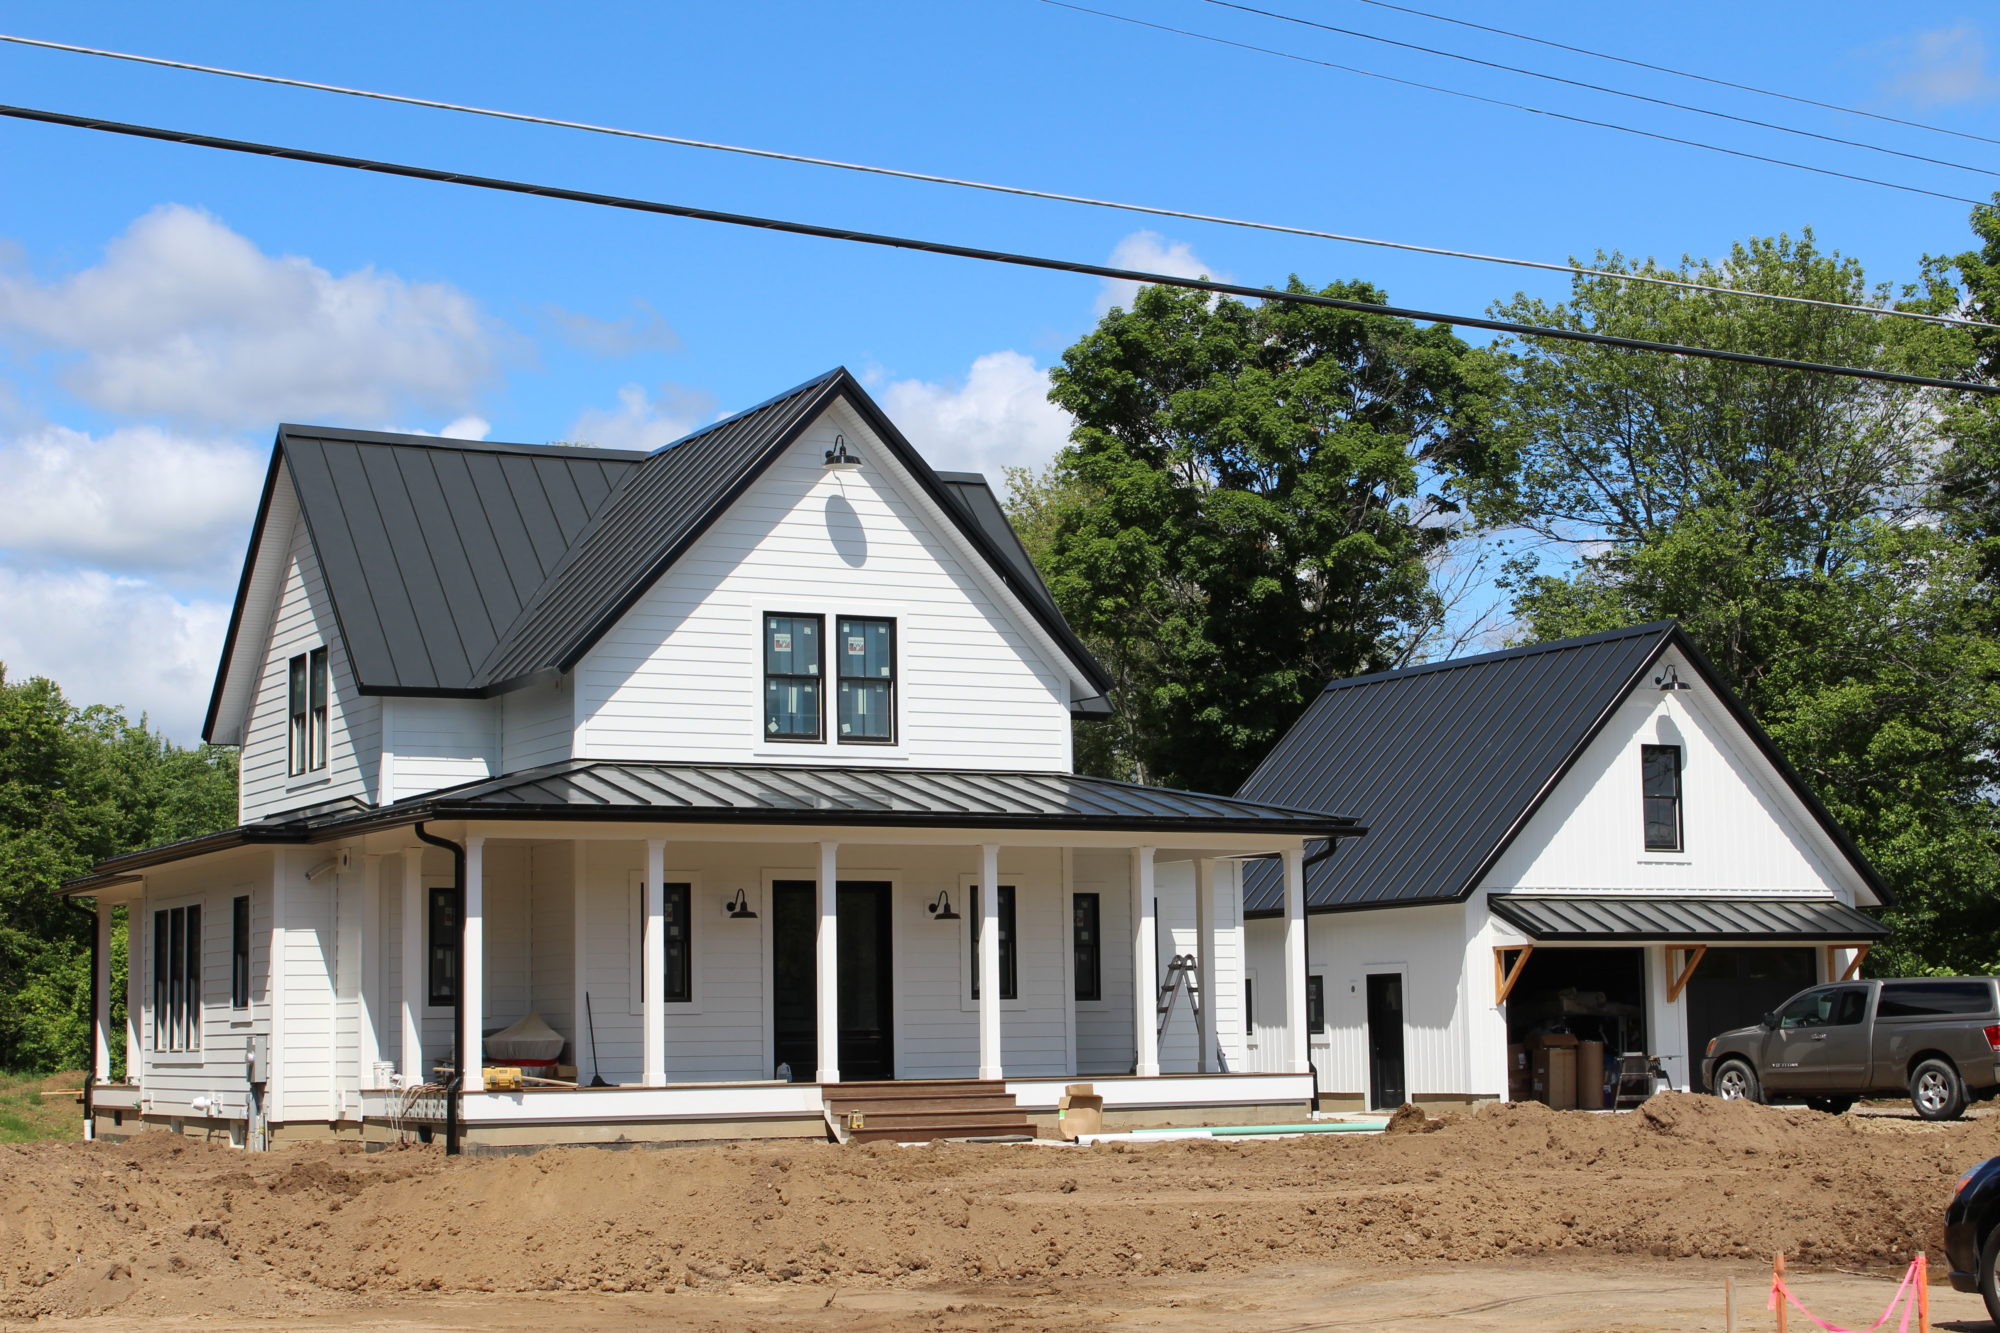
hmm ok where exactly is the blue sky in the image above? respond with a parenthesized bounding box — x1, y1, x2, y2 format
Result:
(0, 1, 1994, 740)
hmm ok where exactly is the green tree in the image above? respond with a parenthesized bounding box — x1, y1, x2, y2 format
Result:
(1030, 278, 1511, 792)
(0, 667, 237, 1071)
(1493, 229, 2000, 973)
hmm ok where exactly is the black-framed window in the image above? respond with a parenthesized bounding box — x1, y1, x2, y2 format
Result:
(230, 895, 251, 1009)
(152, 903, 201, 1052)
(1072, 892, 1102, 1002)
(836, 616, 895, 743)
(427, 886, 458, 1006)
(1642, 744, 1683, 851)
(763, 613, 823, 740)
(970, 885, 1017, 1000)
(649, 882, 692, 1004)
(1307, 975, 1325, 1034)
(287, 647, 329, 776)
(1245, 976, 1255, 1034)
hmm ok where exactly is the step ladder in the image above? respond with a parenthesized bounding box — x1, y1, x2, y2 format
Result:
(1156, 953, 1231, 1072)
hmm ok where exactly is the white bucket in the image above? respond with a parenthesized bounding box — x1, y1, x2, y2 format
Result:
(370, 1061, 394, 1088)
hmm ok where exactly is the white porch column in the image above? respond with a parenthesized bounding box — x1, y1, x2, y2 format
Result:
(1195, 858, 1219, 1075)
(400, 851, 425, 1082)
(92, 900, 113, 1083)
(977, 843, 1003, 1081)
(461, 835, 485, 1093)
(816, 841, 841, 1084)
(124, 897, 139, 1085)
(358, 854, 381, 1083)
(1131, 846, 1160, 1079)
(642, 838, 667, 1086)
(1282, 847, 1310, 1076)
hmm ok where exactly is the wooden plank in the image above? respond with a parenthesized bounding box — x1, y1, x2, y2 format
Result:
(1667, 944, 1708, 1003)
(1840, 943, 1871, 982)
(1493, 946, 1534, 1005)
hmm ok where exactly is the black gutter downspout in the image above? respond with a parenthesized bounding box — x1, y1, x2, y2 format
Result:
(83, 897, 99, 1139)
(412, 822, 466, 1157)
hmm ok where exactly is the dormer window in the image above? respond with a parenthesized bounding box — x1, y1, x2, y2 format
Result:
(836, 617, 895, 743)
(764, 613, 823, 741)
(1642, 744, 1683, 851)
(288, 647, 328, 776)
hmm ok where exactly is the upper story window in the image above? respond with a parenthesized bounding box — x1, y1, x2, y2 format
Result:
(836, 617, 895, 743)
(764, 614, 823, 741)
(1642, 743, 1683, 851)
(288, 647, 329, 776)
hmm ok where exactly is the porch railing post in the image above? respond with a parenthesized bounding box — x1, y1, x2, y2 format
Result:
(978, 843, 1003, 1081)
(643, 838, 667, 1086)
(1282, 846, 1310, 1076)
(93, 898, 113, 1083)
(461, 836, 486, 1093)
(1195, 858, 1218, 1074)
(1132, 846, 1160, 1079)
(358, 854, 381, 1084)
(400, 849, 425, 1083)
(816, 841, 841, 1084)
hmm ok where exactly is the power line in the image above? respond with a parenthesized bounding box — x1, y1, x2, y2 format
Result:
(0, 33, 1990, 334)
(1200, 0, 2000, 181)
(1035, 0, 1995, 209)
(0, 101, 1988, 396)
(1347, 0, 2000, 152)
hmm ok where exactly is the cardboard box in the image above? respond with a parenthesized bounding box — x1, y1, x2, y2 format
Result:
(1529, 1031, 1580, 1049)
(1532, 1046, 1577, 1110)
(1057, 1083, 1104, 1140)
(1576, 1040, 1607, 1110)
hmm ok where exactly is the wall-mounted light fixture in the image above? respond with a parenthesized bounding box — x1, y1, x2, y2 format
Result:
(925, 889, 960, 921)
(724, 888, 758, 920)
(1653, 665, 1692, 691)
(823, 434, 861, 471)
(303, 849, 352, 882)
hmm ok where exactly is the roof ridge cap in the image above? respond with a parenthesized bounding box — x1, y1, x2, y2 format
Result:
(277, 423, 651, 460)
(1318, 621, 1678, 693)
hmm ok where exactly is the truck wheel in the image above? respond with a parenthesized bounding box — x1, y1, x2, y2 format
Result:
(1910, 1058, 1968, 1121)
(1982, 1223, 2000, 1326)
(1804, 1096, 1855, 1115)
(1713, 1059, 1761, 1104)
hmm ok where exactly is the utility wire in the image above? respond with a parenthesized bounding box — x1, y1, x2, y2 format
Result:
(0, 32, 1990, 333)
(1201, 0, 2000, 180)
(1036, 0, 1994, 209)
(0, 101, 1988, 396)
(1347, 0, 2000, 152)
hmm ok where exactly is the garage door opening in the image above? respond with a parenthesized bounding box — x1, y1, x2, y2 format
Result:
(1503, 947, 1646, 1108)
(1683, 947, 1817, 1093)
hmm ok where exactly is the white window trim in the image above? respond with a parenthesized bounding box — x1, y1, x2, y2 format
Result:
(626, 869, 706, 1016)
(148, 892, 206, 1066)
(749, 599, 914, 760)
(958, 873, 1029, 1013)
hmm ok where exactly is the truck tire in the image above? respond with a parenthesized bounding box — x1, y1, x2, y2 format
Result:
(1713, 1059, 1762, 1104)
(1981, 1221, 2000, 1326)
(1911, 1058, 1968, 1121)
(1804, 1096, 1855, 1115)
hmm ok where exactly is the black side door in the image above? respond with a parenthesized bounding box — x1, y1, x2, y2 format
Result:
(1366, 973, 1406, 1110)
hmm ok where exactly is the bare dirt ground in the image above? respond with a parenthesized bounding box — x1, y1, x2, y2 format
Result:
(5, 1093, 1998, 1331)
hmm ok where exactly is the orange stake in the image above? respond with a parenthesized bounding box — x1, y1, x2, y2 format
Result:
(1775, 1252, 1786, 1333)
(1917, 1252, 1929, 1333)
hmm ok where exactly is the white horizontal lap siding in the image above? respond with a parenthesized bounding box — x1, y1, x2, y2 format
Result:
(279, 872, 338, 1119)
(480, 844, 533, 1042)
(1073, 851, 1135, 1077)
(528, 843, 576, 1062)
(1301, 902, 1480, 1100)
(502, 679, 573, 773)
(239, 523, 379, 821)
(1483, 649, 1869, 901)
(579, 842, 641, 1083)
(576, 405, 1073, 771)
(388, 697, 497, 803)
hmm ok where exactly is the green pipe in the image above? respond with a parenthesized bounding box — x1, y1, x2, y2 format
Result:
(1125, 1120, 1388, 1137)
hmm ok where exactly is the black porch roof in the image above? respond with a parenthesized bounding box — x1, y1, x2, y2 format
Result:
(1488, 894, 1888, 942)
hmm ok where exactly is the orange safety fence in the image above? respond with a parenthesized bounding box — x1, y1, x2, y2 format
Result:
(1767, 1252, 1928, 1333)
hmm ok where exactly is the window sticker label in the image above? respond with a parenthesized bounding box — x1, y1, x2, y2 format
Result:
(847, 636, 865, 655)
(772, 631, 792, 653)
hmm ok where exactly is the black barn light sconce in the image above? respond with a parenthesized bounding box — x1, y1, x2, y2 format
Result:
(1653, 665, 1692, 691)
(724, 888, 758, 920)
(925, 889, 960, 921)
(823, 434, 861, 471)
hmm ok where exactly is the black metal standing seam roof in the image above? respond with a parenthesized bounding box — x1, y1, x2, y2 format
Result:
(273, 429, 643, 695)
(1240, 623, 1675, 914)
(1488, 895, 1889, 941)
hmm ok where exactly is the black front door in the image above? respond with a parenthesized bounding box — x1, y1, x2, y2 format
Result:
(1366, 972, 1406, 1110)
(771, 881, 894, 1082)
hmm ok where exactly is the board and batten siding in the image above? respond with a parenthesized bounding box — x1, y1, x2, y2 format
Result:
(238, 521, 380, 822)
(574, 402, 1074, 771)
(1481, 648, 1871, 902)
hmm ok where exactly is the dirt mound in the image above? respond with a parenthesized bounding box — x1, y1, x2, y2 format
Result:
(5, 1096, 1991, 1320)
(1383, 1103, 1442, 1134)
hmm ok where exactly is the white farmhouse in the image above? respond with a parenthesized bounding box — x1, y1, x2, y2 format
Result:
(71, 369, 1355, 1151)
(1233, 624, 1888, 1110)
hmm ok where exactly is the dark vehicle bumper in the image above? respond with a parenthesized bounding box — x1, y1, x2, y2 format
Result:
(1946, 1200, 1984, 1291)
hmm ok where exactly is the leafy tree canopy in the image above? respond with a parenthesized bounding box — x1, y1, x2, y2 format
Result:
(1031, 279, 1512, 792)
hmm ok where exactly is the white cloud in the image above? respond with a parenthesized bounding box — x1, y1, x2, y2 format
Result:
(879, 351, 1073, 486)
(1880, 24, 2000, 105)
(543, 300, 680, 356)
(0, 423, 264, 574)
(1096, 230, 1221, 317)
(0, 566, 229, 743)
(437, 416, 492, 441)
(563, 383, 713, 452)
(0, 204, 502, 427)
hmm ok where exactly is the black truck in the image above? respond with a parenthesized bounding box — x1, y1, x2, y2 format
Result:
(1700, 977, 2000, 1120)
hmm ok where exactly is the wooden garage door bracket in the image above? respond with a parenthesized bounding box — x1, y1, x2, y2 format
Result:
(1493, 945, 1534, 1005)
(1828, 943, 1870, 982)
(1666, 944, 1708, 1003)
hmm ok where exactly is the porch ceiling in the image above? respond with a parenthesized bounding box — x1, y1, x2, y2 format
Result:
(1487, 894, 1889, 942)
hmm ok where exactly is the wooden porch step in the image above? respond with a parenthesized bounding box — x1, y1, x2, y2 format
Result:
(822, 1079, 1035, 1143)
(846, 1121, 1034, 1144)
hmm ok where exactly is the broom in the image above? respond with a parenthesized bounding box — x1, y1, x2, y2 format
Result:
(584, 992, 611, 1087)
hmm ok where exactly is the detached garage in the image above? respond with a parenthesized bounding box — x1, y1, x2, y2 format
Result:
(1235, 622, 1891, 1110)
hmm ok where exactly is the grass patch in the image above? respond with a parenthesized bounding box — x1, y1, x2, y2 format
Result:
(0, 1070, 87, 1143)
